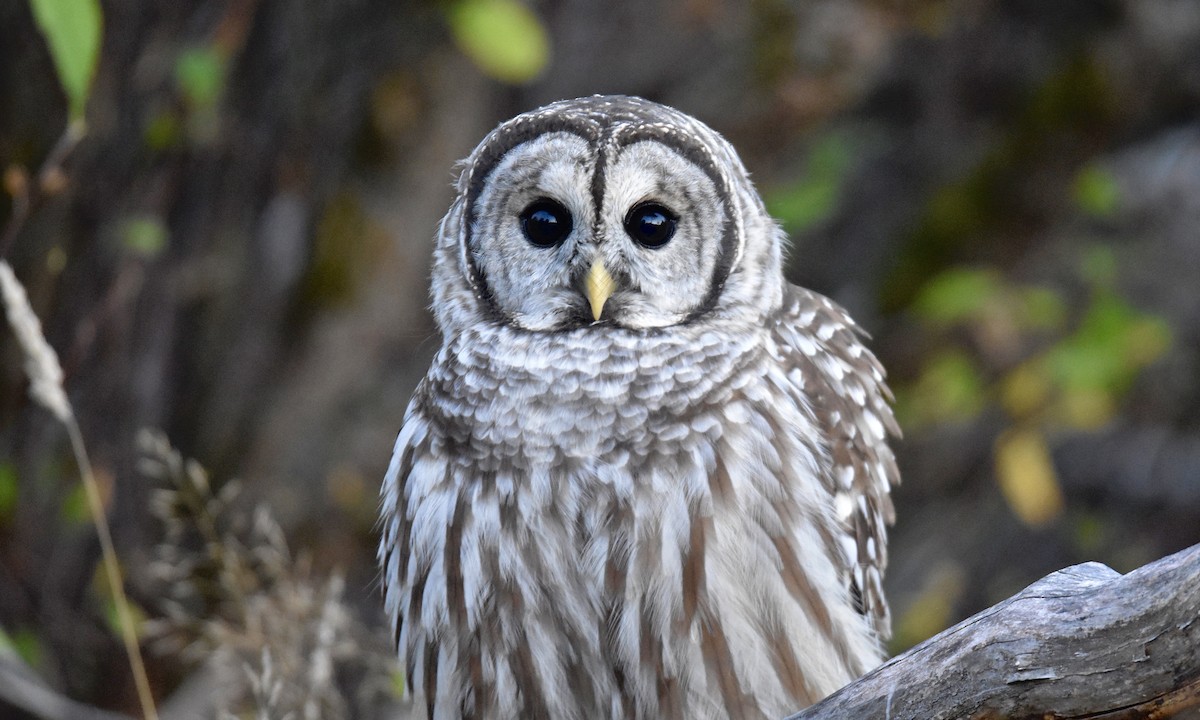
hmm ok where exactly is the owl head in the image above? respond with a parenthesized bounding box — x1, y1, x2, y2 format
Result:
(430, 95, 786, 335)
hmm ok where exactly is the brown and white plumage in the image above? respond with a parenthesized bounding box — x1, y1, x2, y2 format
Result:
(378, 96, 900, 719)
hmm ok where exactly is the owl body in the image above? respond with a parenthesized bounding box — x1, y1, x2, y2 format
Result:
(379, 96, 899, 719)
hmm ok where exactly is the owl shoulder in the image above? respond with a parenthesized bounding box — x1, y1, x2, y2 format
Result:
(770, 284, 901, 636)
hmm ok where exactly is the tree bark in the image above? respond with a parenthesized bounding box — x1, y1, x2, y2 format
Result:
(788, 542, 1200, 719)
(4, 546, 1198, 719)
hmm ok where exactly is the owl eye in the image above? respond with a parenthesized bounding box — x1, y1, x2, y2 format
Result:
(624, 202, 677, 248)
(519, 199, 573, 248)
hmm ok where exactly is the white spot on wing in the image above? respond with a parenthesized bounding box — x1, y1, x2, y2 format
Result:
(835, 491, 855, 520)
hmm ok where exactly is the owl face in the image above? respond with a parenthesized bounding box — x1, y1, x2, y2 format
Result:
(437, 96, 783, 335)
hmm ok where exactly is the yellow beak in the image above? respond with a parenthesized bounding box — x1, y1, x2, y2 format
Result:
(585, 259, 616, 322)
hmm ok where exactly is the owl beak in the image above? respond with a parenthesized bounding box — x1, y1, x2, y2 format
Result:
(585, 259, 616, 322)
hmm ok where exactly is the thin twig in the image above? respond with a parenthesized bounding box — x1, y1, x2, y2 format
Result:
(0, 119, 86, 260)
(0, 175, 31, 261)
(65, 417, 160, 720)
(0, 118, 158, 716)
(0, 655, 135, 720)
(1, 263, 159, 716)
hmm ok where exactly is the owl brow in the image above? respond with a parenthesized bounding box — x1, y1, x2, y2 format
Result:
(460, 118, 602, 321)
(609, 125, 742, 321)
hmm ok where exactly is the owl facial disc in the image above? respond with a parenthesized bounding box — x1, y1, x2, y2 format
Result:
(439, 95, 786, 335)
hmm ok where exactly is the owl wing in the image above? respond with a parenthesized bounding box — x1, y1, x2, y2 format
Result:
(771, 284, 901, 638)
(377, 389, 438, 702)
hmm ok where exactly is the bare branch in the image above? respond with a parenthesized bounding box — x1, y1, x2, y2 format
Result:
(0, 657, 133, 720)
(4, 543, 1198, 718)
(0, 120, 85, 260)
(788, 543, 1200, 719)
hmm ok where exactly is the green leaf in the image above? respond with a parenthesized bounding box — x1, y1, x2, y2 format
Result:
(1073, 163, 1120, 219)
(1072, 512, 1107, 555)
(120, 215, 169, 257)
(143, 111, 183, 151)
(1046, 292, 1171, 397)
(28, 0, 103, 121)
(923, 351, 986, 420)
(175, 47, 226, 110)
(1016, 286, 1067, 330)
(912, 268, 1002, 325)
(895, 350, 986, 429)
(98, 584, 147, 641)
(60, 482, 90, 525)
(0, 627, 45, 669)
(1076, 292, 1137, 347)
(1046, 328, 1124, 394)
(766, 134, 852, 233)
(448, 0, 550, 84)
(0, 464, 16, 522)
(1080, 245, 1117, 287)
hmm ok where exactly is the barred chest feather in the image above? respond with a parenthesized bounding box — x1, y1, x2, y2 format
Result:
(379, 314, 886, 720)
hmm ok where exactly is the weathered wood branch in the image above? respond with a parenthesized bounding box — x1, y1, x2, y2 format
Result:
(788, 542, 1200, 719)
(0, 656, 132, 720)
(3, 544, 1198, 719)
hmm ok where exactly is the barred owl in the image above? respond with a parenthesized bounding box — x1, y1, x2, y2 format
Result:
(378, 95, 900, 719)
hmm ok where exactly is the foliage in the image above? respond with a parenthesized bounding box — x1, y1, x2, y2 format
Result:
(447, 0, 550, 84)
(882, 55, 1118, 311)
(175, 47, 226, 111)
(0, 626, 45, 671)
(120, 215, 169, 258)
(1073, 164, 1121, 219)
(28, 0, 103, 121)
(767, 133, 853, 233)
(898, 350, 987, 429)
(891, 562, 964, 652)
(898, 246, 1172, 528)
(4, 1, 1199, 713)
(994, 428, 1064, 527)
(0, 463, 17, 522)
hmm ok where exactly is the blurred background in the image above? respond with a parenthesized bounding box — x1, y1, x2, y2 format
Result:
(2, 0, 1200, 716)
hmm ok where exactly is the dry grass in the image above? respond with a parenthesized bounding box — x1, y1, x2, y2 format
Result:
(138, 431, 401, 719)
(2, 252, 400, 719)
(1, 258, 159, 720)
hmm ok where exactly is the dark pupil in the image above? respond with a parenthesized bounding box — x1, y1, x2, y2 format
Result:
(520, 200, 572, 247)
(625, 203, 676, 248)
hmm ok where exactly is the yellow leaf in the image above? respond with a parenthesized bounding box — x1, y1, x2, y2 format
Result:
(1001, 361, 1050, 419)
(1125, 317, 1172, 366)
(891, 562, 965, 653)
(1053, 387, 1115, 430)
(995, 428, 1064, 527)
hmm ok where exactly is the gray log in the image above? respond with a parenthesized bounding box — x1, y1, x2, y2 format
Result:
(788, 542, 1200, 719)
(0, 656, 132, 720)
(3, 543, 1198, 719)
